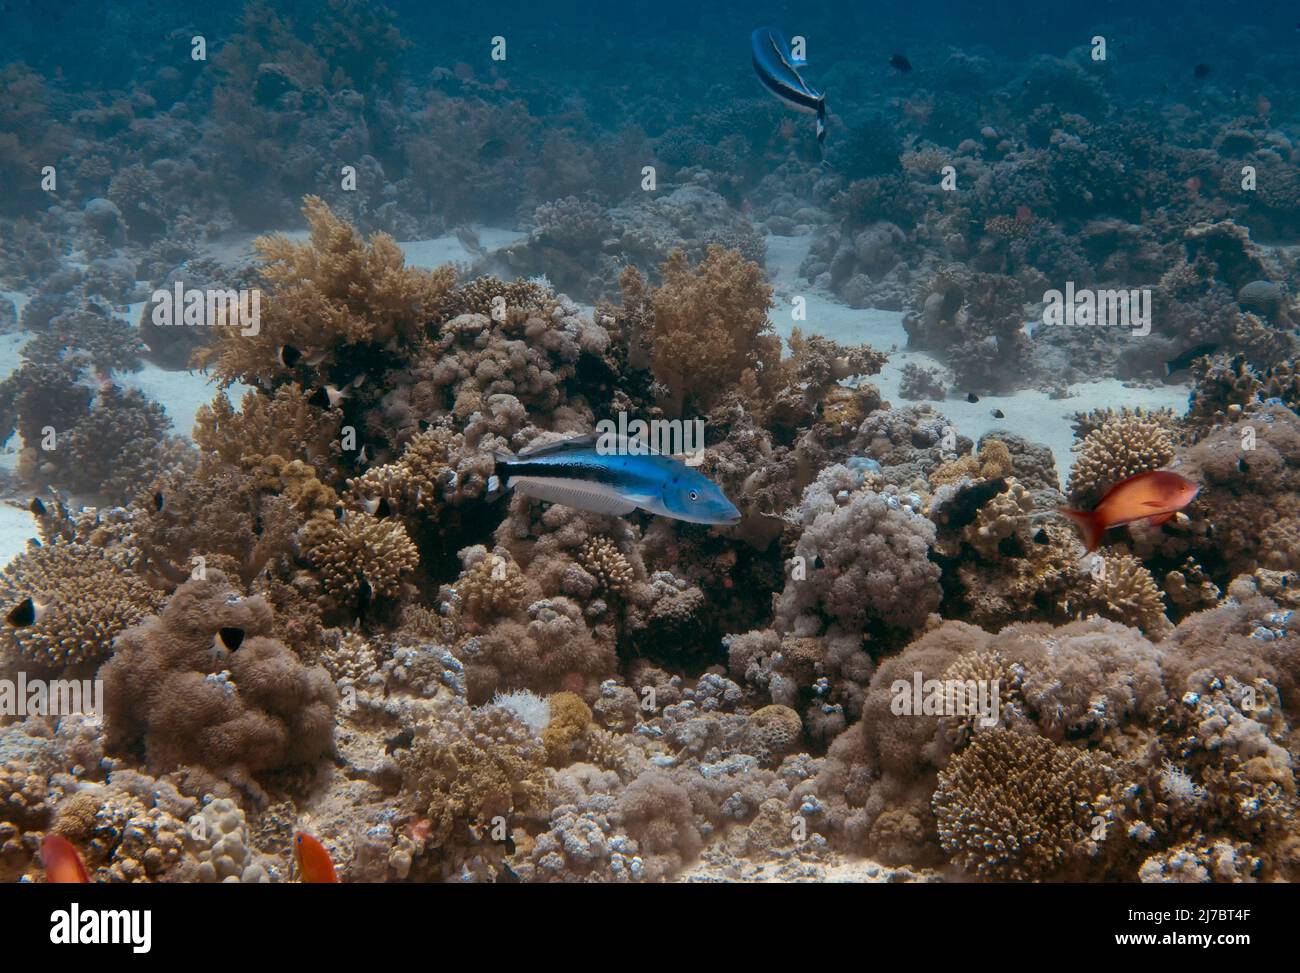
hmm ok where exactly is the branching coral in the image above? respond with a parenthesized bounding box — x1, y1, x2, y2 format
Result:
(933, 728, 1117, 880)
(198, 196, 456, 388)
(399, 697, 548, 853)
(0, 536, 163, 671)
(644, 246, 778, 415)
(1066, 413, 1176, 507)
(300, 511, 418, 619)
(1068, 552, 1171, 638)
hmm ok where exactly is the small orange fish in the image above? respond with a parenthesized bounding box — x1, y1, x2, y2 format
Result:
(1184, 175, 1201, 195)
(1060, 470, 1199, 552)
(41, 834, 90, 883)
(294, 831, 338, 883)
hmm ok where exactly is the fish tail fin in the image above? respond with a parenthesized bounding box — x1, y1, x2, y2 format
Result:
(487, 450, 514, 500)
(1058, 506, 1105, 552)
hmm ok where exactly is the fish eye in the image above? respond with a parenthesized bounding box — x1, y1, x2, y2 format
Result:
(689, 490, 699, 502)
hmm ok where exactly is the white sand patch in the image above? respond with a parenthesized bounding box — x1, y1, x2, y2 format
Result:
(1, 290, 29, 329)
(399, 227, 528, 269)
(763, 231, 1191, 481)
(0, 503, 35, 568)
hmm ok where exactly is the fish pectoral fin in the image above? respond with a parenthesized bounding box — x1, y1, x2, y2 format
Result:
(1140, 500, 1166, 507)
(511, 477, 639, 516)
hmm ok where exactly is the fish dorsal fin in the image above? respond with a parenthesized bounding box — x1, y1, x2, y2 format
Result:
(516, 434, 598, 458)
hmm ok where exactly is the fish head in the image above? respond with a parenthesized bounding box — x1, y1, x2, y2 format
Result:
(1166, 472, 1200, 507)
(656, 467, 741, 525)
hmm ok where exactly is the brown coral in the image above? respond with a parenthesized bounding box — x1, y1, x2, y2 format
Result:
(0, 538, 163, 670)
(99, 571, 337, 780)
(577, 536, 634, 596)
(1066, 413, 1176, 507)
(300, 511, 418, 617)
(1069, 552, 1171, 638)
(646, 246, 778, 415)
(933, 729, 1116, 880)
(199, 196, 456, 387)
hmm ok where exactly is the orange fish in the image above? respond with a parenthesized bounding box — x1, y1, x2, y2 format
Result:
(41, 834, 90, 883)
(294, 831, 338, 883)
(1060, 470, 1199, 552)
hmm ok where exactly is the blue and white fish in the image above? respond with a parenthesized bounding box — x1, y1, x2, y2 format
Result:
(751, 27, 827, 146)
(491, 435, 741, 525)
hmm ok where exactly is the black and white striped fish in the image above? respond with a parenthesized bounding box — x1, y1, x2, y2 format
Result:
(751, 26, 827, 146)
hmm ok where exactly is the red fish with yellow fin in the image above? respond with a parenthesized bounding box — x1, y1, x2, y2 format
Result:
(1060, 470, 1199, 552)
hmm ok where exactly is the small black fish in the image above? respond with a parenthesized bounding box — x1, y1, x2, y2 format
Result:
(216, 626, 245, 652)
(308, 385, 346, 409)
(1193, 63, 1212, 80)
(278, 344, 303, 368)
(153, 492, 165, 512)
(888, 54, 912, 73)
(1238, 457, 1250, 474)
(334, 504, 347, 521)
(361, 496, 392, 519)
(991, 409, 1005, 419)
(1033, 528, 1049, 545)
(6, 596, 47, 627)
(418, 419, 431, 432)
(812, 554, 825, 570)
(966, 392, 980, 403)
(1165, 342, 1220, 376)
(357, 577, 373, 622)
(29, 497, 46, 517)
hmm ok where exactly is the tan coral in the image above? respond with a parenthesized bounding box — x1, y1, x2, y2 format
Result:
(541, 691, 593, 766)
(198, 196, 456, 387)
(1069, 553, 1172, 638)
(456, 547, 528, 622)
(963, 478, 1034, 557)
(300, 511, 418, 615)
(932, 729, 1117, 880)
(577, 536, 634, 596)
(930, 439, 1014, 489)
(646, 245, 778, 415)
(400, 699, 548, 852)
(938, 649, 1025, 744)
(0, 539, 164, 669)
(1066, 414, 1176, 507)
